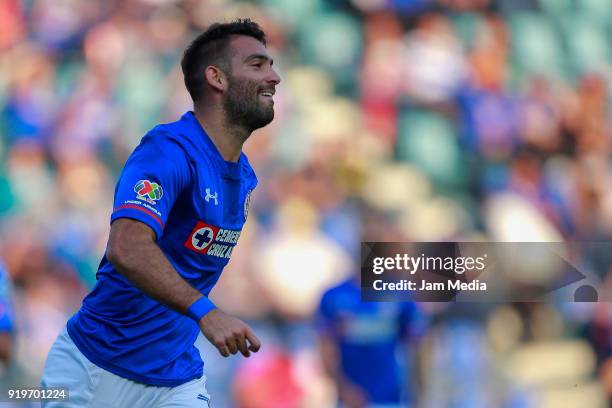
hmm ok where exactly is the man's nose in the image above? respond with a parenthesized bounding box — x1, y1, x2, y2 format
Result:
(267, 68, 281, 85)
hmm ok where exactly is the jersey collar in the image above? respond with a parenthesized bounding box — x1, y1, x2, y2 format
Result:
(182, 111, 243, 180)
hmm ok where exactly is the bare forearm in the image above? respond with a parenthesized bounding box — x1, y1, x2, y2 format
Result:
(107, 219, 202, 314)
(114, 240, 200, 313)
(319, 335, 341, 382)
(0, 334, 11, 364)
(320, 334, 367, 407)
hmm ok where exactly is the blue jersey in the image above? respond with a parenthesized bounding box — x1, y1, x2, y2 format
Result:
(0, 262, 14, 333)
(317, 279, 425, 404)
(67, 111, 257, 386)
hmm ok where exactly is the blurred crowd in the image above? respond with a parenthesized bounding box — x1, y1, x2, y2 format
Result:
(0, 0, 611, 407)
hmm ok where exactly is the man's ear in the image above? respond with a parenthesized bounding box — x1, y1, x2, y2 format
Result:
(204, 66, 227, 93)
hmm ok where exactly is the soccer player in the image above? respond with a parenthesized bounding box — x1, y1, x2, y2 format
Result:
(317, 275, 426, 408)
(41, 19, 280, 407)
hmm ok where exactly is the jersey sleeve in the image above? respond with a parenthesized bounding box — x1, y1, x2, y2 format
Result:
(111, 133, 191, 239)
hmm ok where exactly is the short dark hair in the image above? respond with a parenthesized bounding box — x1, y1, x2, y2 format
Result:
(181, 18, 267, 103)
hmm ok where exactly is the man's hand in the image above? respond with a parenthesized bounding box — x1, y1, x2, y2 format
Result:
(199, 309, 261, 358)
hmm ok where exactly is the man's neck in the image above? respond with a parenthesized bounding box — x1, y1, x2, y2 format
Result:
(193, 107, 249, 163)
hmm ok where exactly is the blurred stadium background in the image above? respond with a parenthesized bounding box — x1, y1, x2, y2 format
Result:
(0, 0, 611, 407)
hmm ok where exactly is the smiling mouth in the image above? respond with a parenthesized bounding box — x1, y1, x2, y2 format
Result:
(259, 92, 274, 97)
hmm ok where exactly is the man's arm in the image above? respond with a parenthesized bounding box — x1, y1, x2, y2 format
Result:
(318, 333, 367, 408)
(405, 337, 424, 405)
(107, 218, 260, 358)
(400, 303, 427, 403)
(0, 333, 11, 364)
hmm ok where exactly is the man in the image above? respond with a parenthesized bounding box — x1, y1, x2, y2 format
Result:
(41, 19, 280, 407)
(317, 275, 426, 408)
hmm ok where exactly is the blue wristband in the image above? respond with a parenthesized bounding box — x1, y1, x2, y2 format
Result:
(187, 297, 217, 322)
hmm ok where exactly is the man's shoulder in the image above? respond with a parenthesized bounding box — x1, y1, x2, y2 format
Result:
(149, 115, 186, 136)
(136, 129, 189, 163)
(146, 118, 189, 145)
(137, 119, 199, 161)
(321, 279, 354, 305)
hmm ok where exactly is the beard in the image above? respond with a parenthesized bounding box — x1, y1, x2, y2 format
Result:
(223, 75, 275, 134)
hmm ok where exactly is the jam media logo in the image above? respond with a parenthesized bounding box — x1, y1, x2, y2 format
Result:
(134, 180, 163, 204)
(360, 242, 605, 302)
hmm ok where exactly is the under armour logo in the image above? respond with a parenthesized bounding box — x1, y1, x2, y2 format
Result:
(205, 188, 218, 205)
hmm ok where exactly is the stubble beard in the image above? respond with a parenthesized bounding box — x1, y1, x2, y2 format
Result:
(223, 76, 275, 135)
